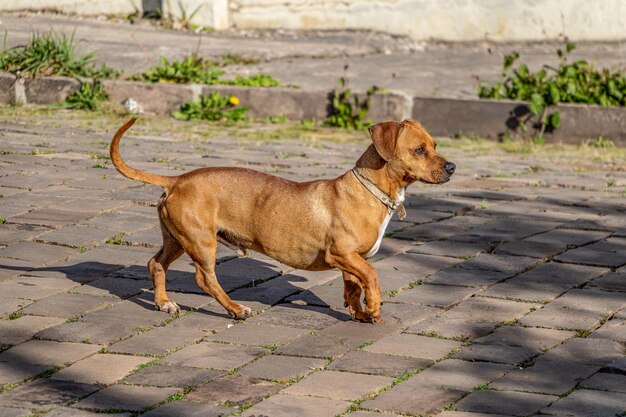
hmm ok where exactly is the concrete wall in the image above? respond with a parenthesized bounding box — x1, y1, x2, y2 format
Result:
(2, 0, 625, 42)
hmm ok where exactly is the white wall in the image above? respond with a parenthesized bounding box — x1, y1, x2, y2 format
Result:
(2, 0, 625, 41)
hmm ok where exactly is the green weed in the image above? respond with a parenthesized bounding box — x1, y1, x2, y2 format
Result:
(479, 41, 626, 137)
(325, 77, 378, 130)
(64, 81, 109, 111)
(173, 92, 248, 122)
(0, 30, 118, 79)
(0, 216, 5, 224)
(106, 233, 126, 245)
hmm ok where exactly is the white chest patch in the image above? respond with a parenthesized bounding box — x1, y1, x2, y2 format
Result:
(364, 188, 405, 259)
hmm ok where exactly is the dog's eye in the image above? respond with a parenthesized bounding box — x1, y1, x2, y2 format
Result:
(415, 147, 425, 155)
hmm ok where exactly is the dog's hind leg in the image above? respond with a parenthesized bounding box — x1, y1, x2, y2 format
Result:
(148, 225, 184, 314)
(177, 231, 252, 319)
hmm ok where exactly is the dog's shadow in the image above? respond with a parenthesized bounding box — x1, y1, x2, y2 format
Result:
(4, 255, 349, 321)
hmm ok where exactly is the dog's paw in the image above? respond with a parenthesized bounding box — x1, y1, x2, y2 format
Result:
(229, 304, 252, 320)
(156, 300, 180, 314)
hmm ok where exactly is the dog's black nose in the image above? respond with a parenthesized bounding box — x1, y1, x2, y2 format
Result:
(444, 162, 456, 175)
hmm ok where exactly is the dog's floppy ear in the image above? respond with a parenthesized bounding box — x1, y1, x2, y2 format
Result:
(368, 121, 401, 161)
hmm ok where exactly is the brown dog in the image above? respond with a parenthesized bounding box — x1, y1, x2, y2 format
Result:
(110, 118, 455, 322)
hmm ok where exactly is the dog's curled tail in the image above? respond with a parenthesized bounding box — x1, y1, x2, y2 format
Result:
(110, 118, 175, 188)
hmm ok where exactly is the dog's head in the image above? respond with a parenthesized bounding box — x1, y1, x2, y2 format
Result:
(368, 119, 455, 185)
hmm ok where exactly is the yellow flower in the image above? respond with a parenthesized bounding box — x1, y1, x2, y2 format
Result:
(229, 96, 240, 106)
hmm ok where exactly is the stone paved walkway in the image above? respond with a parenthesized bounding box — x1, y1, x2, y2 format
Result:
(0, 110, 625, 417)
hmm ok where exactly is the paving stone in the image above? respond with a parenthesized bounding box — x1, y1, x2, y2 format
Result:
(0, 298, 32, 317)
(167, 306, 234, 332)
(51, 353, 151, 385)
(240, 393, 350, 417)
(364, 334, 462, 360)
(391, 284, 476, 307)
(73, 385, 180, 411)
(408, 240, 491, 258)
(0, 340, 102, 366)
(141, 400, 232, 417)
(446, 297, 539, 323)
(454, 343, 536, 365)
(0, 379, 99, 409)
(0, 407, 31, 417)
(71, 276, 149, 298)
(497, 229, 610, 258)
(589, 318, 626, 343)
(429, 253, 540, 287)
(214, 257, 283, 292)
(36, 225, 120, 249)
(580, 372, 626, 393)
(35, 319, 137, 344)
(108, 326, 205, 356)
(327, 350, 430, 377)
(555, 237, 626, 267)
(286, 277, 346, 308)
(247, 304, 347, 329)
(393, 215, 489, 241)
(406, 316, 496, 340)
(405, 359, 514, 391)
(9, 208, 93, 228)
(0, 315, 65, 345)
(0, 258, 36, 281)
(123, 364, 223, 388)
(540, 389, 626, 417)
(0, 361, 49, 385)
(482, 262, 607, 302)
(373, 253, 462, 292)
(537, 338, 624, 367)
(456, 390, 558, 416)
(275, 332, 359, 359)
(519, 288, 625, 330)
(380, 302, 441, 327)
(207, 323, 306, 347)
(22, 292, 116, 319)
(283, 370, 392, 401)
(237, 354, 326, 381)
(362, 385, 464, 416)
(186, 374, 282, 406)
(43, 408, 131, 417)
(79, 295, 172, 328)
(2, 276, 80, 300)
(491, 360, 599, 395)
(162, 342, 268, 371)
(474, 326, 574, 352)
(0, 223, 50, 245)
(588, 272, 626, 292)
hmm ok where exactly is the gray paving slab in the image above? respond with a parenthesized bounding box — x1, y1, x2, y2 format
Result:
(282, 370, 392, 401)
(0, 340, 102, 366)
(240, 393, 350, 417)
(362, 384, 465, 416)
(540, 389, 626, 417)
(455, 390, 558, 416)
(141, 400, 232, 417)
(327, 350, 430, 377)
(364, 333, 462, 360)
(123, 364, 223, 388)
(73, 385, 180, 411)
(161, 342, 269, 371)
(237, 354, 326, 381)
(0, 379, 99, 409)
(51, 353, 151, 385)
(0, 315, 65, 345)
(185, 374, 282, 406)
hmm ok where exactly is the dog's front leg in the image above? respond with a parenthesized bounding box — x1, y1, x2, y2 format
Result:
(327, 251, 382, 323)
(342, 271, 364, 318)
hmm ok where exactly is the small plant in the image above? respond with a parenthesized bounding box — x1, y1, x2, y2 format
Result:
(0, 216, 5, 224)
(173, 92, 248, 122)
(106, 233, 126, 245)
(77, 246, 87, 253)
(387, 289, 399, 297)
(480, 198, 488, 209)
(134, 55, 223, 84)
(267, 114, 286, 124)
(583, 136, 615, 148)
(0, 30, 118, 79)
(8, 310, 24, 320)
(64, 81, 109, 111)
(226, 73, 280, 87)
(325, 77, 378, 130)
(92, 161, 108, 169)
(574, 328, 591, 338)
(478, 40, 626, 138)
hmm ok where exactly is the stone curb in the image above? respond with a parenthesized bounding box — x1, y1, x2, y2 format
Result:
(2, 73, 625, 145)
(413, 97, 626, 145)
